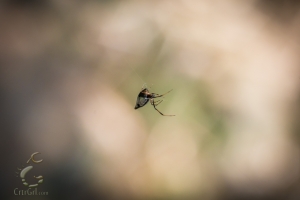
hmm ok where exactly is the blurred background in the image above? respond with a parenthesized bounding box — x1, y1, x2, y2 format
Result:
(1, 0, 300, 199)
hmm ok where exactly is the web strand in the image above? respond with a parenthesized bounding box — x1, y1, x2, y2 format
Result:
(129, 66, 147, 88)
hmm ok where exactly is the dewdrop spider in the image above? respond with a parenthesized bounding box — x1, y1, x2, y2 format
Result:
(134, 84, 175, 116)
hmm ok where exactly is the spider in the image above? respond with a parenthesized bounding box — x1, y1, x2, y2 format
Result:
(134, 86, 175, 116)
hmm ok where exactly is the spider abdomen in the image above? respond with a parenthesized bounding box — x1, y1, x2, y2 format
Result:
(134, 96, 149, 109)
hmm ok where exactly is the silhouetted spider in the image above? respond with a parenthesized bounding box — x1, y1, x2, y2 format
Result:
(134, 86, 175, 116)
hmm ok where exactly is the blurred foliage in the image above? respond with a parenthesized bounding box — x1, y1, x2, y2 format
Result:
(1, 0, 300, 200)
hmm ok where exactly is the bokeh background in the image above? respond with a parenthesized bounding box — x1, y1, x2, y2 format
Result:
(2, 0, 300, 199)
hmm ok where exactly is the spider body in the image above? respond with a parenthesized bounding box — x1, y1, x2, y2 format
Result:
(134, 87, 175, 116)
(134, 88, 150, 109)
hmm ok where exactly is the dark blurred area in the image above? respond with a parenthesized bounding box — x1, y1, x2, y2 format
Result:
(2, 0, 300, 200)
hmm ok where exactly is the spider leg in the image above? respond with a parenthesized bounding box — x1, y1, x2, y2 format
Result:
(150, 99, 175, 116)
(153, 93, 165, 99)
(152, 89, 173, 98)
(154, 99, 163, 106)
